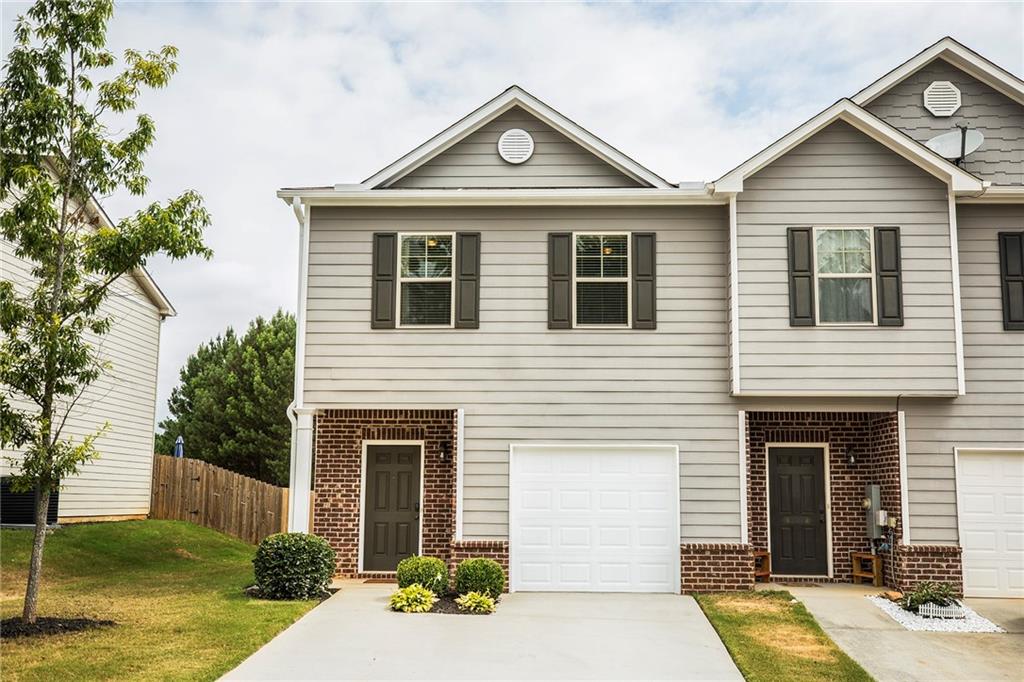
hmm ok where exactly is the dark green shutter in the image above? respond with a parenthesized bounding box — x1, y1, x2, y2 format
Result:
(787, 227, 815, 326)
(631, 232, 656, 329)
(548, 232, 572, 329)
(371, 232, 396, 329)
(874, 226, 904, 326)
(999, 231, 1024, 330)
(455, 232, 481, 329)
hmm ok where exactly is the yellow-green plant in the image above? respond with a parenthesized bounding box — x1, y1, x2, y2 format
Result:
(455, 590, 496, 614)
(388, 584, 437, 613)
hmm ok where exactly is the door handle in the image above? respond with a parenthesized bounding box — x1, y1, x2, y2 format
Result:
(414, 501, 420, 520)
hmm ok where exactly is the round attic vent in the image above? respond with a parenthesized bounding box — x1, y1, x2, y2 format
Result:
(497, 128, 534, 164)
(923, 81, 962, 117)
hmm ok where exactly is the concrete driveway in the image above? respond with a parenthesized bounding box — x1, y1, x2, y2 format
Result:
(785, 583, 1024, 682)
(225, 581, 742, 681)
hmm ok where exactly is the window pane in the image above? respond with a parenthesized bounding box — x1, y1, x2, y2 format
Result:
(402, 236, 425, 258)
(843, 250, 872, 274)
(576, 235, 600, 256)
(402, 256, 425, 277)
(818, 229, 871, 274)
(576, 257, 601, 277)
(576, 282, 628, 325)
(819, 278, 872, 323)
(603, 257, 627, 277)
(401, 282, 451, 325)
(426, 257, 451, 277)
(603, 235, 627, 256)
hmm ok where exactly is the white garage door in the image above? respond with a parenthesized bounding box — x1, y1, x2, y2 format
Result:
(958, 450, 1024, 598)
(509, 444, 680, 593)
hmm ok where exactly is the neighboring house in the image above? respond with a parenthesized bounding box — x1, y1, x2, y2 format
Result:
(1, 197, 174, 524)
(278, 37, 1023, 598)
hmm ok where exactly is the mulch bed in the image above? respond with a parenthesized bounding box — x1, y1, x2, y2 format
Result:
(1, 616, 116, 639)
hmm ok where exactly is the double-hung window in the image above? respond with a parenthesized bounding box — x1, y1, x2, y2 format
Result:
(574, 233, 629, 326)
(814, 227, 875, 324)
(398, 233, 454, 326)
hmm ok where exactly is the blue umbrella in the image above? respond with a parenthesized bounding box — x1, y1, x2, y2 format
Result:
(174, 435, 184, 458)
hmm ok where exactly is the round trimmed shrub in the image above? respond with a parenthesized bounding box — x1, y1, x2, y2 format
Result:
(396, 555, 449, 593)
(253, 532, 335, 600)
(454, 557, 504, 598)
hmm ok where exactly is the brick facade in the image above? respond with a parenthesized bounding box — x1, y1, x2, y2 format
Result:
(894, 544, 963, 596)
(312, 409, 458, 578)
(450, 540, 510, 592)
(680, 544, 755, 592)
(746, 411, 902, 584)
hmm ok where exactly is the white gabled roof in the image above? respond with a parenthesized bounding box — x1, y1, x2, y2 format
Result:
(361, 85, 673, 189)
(853, 36, 1024, 107)
(713, 99, 985, 195)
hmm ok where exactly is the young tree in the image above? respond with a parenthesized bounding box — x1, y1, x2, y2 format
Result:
(0, 0, 211, 623)
(156, 311, 295, 486)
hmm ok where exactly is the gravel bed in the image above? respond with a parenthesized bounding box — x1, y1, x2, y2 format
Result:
(868, 596, 1005, 633)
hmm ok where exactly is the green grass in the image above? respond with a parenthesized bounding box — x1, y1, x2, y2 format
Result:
(1, 520, 316, 681)
(695, 590, 873, 682)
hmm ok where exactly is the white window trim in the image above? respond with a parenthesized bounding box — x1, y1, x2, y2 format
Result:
(812, 225, 877, 327)
(357, 440, 425, 574)
(764, 442, 834, 579)
(571, 231, 631, 329)
(396, 232, 456, 329)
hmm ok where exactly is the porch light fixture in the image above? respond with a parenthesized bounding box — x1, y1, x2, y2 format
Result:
(440, 440, 451, 461)
(847, 447, 857, 465)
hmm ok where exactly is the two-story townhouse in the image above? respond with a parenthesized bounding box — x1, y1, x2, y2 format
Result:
(279, 37, 1023, 598)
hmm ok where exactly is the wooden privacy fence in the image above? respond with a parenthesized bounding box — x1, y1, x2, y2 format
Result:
(150, 455, 287, 544)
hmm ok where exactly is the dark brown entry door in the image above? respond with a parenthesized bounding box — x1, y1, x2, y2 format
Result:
(768, 446, 828, 576)
(363, 445, 421, 572)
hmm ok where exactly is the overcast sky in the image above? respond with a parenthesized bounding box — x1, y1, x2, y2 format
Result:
(2, 1, 1022, 423)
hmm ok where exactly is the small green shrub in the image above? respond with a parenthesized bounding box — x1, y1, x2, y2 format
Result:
(901, 581, 957, 612)
(253, 532, 336, 600)
(396, 555, 449, 593)
(454, 557, 504, 598)
(389, 584, 437, 613)
(455, 590, 496, 614)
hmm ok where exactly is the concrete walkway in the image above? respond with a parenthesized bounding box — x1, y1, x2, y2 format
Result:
(224, 581, 742, 681)
(783, 583, 1024, 682)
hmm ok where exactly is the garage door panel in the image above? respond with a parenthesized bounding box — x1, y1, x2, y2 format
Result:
(958, 450, 1024, 598)
(510, 444, 679, 593)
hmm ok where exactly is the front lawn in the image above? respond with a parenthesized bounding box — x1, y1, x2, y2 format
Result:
(695, 590, 873, 682)
(1, 520, 316, 681)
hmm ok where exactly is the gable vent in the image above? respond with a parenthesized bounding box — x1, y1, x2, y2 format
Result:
(923, 81, 962, 117)
(497, 128, 534, 164)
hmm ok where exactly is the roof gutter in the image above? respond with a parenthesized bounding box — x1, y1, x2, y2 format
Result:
(275, 187, 725, 207)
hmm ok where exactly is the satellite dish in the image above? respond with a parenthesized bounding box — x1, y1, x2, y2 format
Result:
(925, 128, 984, 160)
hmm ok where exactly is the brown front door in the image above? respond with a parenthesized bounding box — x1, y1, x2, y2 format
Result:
(768, 446, 828, 576)
(363, 444, 421, 572)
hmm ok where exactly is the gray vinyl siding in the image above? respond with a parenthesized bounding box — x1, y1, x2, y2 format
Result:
(0, 239, 162, 518)
(390, 107, 644, 189)
(901, 204, 1024, 543)
(866, 58, 1024, 186)
(304, 205, 740, 542)
(736, 120, 959, 395)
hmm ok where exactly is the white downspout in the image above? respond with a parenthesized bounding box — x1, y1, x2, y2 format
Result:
(287, 196, 314, 532)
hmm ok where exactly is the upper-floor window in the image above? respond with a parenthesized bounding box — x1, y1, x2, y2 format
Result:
(574, 233, 629, 326)
(814, 227, 875, 325)
(399, 233, 454, 326)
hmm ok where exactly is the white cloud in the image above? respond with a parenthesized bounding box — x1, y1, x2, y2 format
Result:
(2, 1, 1021, 422)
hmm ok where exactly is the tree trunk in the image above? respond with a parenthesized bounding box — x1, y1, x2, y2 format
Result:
(22, 485, 51, 624)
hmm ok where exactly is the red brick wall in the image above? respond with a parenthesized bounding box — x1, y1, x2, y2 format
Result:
(895, 545, 963, 596)
(312, 409, 457, 577)
(449, 540, 510, 593)
(680, 544, 754, 592)
(745, 411, 902, 584)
